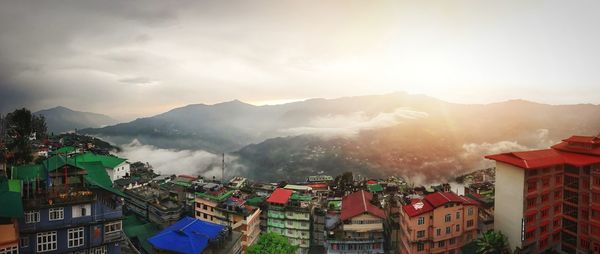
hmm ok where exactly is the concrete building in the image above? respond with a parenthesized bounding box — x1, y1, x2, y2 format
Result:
(13, 155, 125, 253)
(124, 186, 183, 228)
(195, 188, 261, 252)
(73, 152, 130, 182)
(399, 192, 479, 254)
(486, 135, 600, 254)
(326, 190, 386, 254)
(266, 188, 312, 253)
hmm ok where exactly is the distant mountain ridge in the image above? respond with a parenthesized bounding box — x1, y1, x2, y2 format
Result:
(80, 92, 600, 182)
(35, 106, 118, 134)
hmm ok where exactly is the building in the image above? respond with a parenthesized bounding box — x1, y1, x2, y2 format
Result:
(399, 192, 479, 254)
(227, 177, 248, 190)
(124, 185, 183, 228)
(266, 188, 312, 253)
(195, 188, 261, 252)
(307, 175, 334, 183)
(326, 190, 386, 254)
(148, 216, 242, 254)
(73, 152, 129, 181)
(13, 155, 125, 254)
(486, 135, 600, 254)
(0, 178, 23, 254)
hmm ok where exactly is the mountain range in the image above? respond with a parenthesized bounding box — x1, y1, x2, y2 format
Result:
(34, 106, 118, 134)
(54, 92, 600, 182)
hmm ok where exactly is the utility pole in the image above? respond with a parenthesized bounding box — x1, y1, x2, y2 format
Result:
(222, 153, 225, 184)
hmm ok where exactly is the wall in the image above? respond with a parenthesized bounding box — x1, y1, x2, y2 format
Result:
(494, 162, 525, 250)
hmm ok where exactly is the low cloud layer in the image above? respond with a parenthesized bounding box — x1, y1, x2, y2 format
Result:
(281, 108, 428, 137)
(117, 139, 245, 179)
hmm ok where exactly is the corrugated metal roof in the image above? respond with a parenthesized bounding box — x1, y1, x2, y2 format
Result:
(148, 216, 225, 254)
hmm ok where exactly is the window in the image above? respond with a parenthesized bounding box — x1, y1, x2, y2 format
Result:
(527, 181, 537, 192)
(446, 227, 451, 234)
(72, 204, 91, 218)
(554, 204, 561, 214)
(36, 231, 57, 252)
(20, 236, 29, 248)
(417, 216, 425, 225)
(555, 175, 562, 184)
(541, 194, 549, 203)
(467, 220, 474, 228)
(527, 198, 536, 209)
(436, 228, 441, 235)
(449, 237, 456, 245)
(417, 243, 424, 251)
(105, 221, 122, 235)
(542, 177, 550, 187)
(541, 208, 549, 218)
(417, 230, 425, 238)
(25, 211, 40, 224)
(90, 246, 107, 254)
(68, 227, 85, 248)
(438, 240, 445, 247)
(468, 207, 473, 216)
(0, 246, 18, 254)
(49, 207, 64, 221)
(554, 190, 561, 200)
(456, 212, 460, 219)
(444, 214, 451, 222)
(203, 204, 208, 210)
(456, 224, 460, 232)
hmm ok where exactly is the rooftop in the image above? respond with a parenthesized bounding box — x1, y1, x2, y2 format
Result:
(340, 190, 385, 221)
(148, 216, 226, 254)
(266, 188, 293, 205)
(402, 192, 477, 218)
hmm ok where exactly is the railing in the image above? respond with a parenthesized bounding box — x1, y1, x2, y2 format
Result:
(23, 188, 96, 209)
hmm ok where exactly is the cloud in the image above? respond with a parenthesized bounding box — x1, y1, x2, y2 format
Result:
(117, 139, 246, 179)
(280, 108, 428, 137)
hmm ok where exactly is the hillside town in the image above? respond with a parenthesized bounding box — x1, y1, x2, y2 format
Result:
(1, 114, 600, 254)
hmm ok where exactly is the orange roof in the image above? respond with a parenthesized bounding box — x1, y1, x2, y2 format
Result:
(0, 221, 18, 248)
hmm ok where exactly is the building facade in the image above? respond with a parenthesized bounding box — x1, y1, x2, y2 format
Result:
(399, 192, 479, 254)
(326, 190, 386, 254)
(486, 135, 600, 254)
(266, 188, 312, 254)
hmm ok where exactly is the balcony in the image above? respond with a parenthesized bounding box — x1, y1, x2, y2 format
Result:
(23, 187, 96, 209)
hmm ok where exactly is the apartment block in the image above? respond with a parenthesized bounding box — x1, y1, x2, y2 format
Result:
(486, 135, 600, 254)
(266, 188, 312, 254)
(399, 192, 479, 254)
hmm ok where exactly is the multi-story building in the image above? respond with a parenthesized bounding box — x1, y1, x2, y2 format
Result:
(148, 216, 243, 254)
(399, 192, 479, 254)
(124, 186, 182, 229)
(266, 188, 312, 253)
(0, 178, 22, 254)
(195, 188, 261, 252)
(326, 190, 386, 254)
(73, 152, 129, 181)
(486, 135, 600, 254)
(13, 155, 125, 253)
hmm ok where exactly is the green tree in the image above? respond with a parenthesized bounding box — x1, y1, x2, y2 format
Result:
(246, 232, 298, 254)
(5, 108, 34, 164)
(476, 231, 510, 254)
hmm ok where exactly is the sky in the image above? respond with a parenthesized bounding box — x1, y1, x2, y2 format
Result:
(1, 0, 599, 121)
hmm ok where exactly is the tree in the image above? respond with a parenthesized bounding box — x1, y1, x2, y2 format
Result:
(31, 114, 47, 139)
(5, 108, 34, 164)
(476, 231, 510, 254)
(246, 232, 298, 254)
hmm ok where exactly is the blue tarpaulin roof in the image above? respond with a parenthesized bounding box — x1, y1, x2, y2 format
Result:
(147, 216, 225, 254)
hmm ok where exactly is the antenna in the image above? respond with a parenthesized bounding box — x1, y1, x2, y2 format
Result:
(222, 153, 225, 184)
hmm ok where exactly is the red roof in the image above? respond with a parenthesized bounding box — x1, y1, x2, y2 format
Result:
(552, 140, 600, 156)
(562, 135, 600, 144)
(266, 188, 293, 205)
(485, 149, 564, 169)
(402, 192, 478, 218)
(425, 192, 465, 208)
(486, 136, 600, 170)
(307, 183, 328, 189)
(341, 190, 385, 220)
(402, 199, 434, 217)
(366, 180, 377, 185)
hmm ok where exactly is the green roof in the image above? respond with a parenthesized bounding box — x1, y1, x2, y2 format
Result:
(12, 164, 44, 182)
(327, 200, 342, 210)
(73, 152, 126, 169)
(123, 215, 161, 253)
(76, 161, 125, 197)
(0, 179, 23, 218)
(53, 146, 75, 154)
(367, 184, 383, 192)
(245, 196, 264, 206)
(290, 193, 312, 201)
(195, 190, 234, 202)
